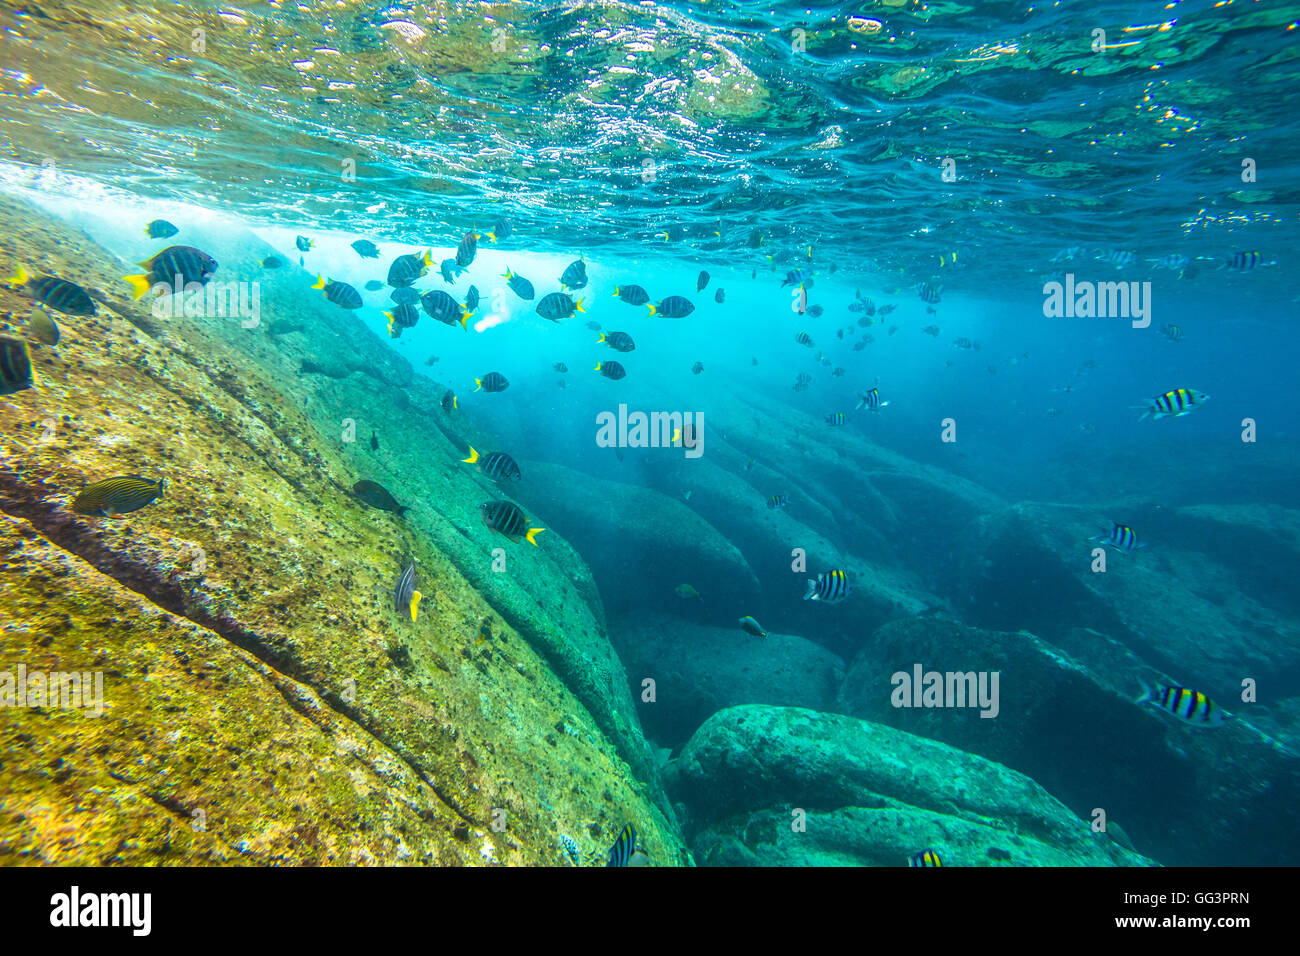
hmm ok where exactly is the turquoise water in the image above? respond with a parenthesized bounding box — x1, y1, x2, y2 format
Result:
(2, 0, 1299, 867)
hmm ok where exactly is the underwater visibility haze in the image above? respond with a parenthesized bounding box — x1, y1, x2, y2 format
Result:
(0, 0, 1298, 870)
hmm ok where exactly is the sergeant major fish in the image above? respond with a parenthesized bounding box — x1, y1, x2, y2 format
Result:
(480, 500, 544, 545)
(805, 569, 850, 603)
(462, 447, 521, 481)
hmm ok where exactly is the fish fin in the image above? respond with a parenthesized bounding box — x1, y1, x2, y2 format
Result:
(462, 446, 480, 464)
(1135, 679, 1154, 706)
(611, 287, 620, 297)
(122, 274, 153, 299)
(647, 304, 657, 317)
(452, 396, 458, 409)
(460, 311, 468, 329)
(422, 250, 433, 265)
(525, 527, 545, 546)
(502, 268, 512, 279)
(598, 332, 606, 343)
(410, 590, 422, 622)
(803, 579, 819, 600)
(3, 265, 31, 289)
(311, 275, 326, 290)
(575, 298, 585, 313)
(474, 378, 483, 392)
(593, 362, 601, 372)
(157, 477, 166, 497)
(485, 232, 496, 243)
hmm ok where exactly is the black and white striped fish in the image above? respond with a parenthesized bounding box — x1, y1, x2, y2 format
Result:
(909, 848, 943, 867)
(767, 494, 789, 510)
(606, 823, 648, 867)
(394, 557, 422, 622)
(1134, 387, 1209, 421)
(855, 386, 889, 412)
(5, 267, 97, 315)
(462, 447, 521, 481)
(804, 569, 850, 603)
(480, 500, 544, 545)
(0, 336, 33, 395)
(825, 412, 847, 426)
(1137, 681, 1233, 726)
(559, 834, 583, 867)
(1094, 522, 1143, 552)
(795, 331, 814, 347)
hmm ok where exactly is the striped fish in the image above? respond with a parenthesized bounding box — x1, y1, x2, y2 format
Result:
(474, 371, 510, 393)
(1137, 681, 1233, 726)
(312, 276, 362, 309)
(5, 267, 97, 315)
(559, 834, 583, 867)
(394, 557, 422, 622)
(613, 284, 649, 306)
(421, 290, 466, 328)
(795, 332, 814, 347)
(462, 447, 521, 481)
(855, 387, 889, 411)
(767, 494, 789, 510)
(606, 823, 648, 867)
(598, 331, 636, 352)
(916, 282, 942, 304)
(594, 360, 626, 380)
(805, 569, 850, 603)
(825, 412, 847, 426)
(1228, 250, 1261, 271)
(385, 304, 420, 338)
(909, 849, 943, 867)
(1135, 387, 1209, 421)
(1160, 323, 1183, 342)
(387, 250, 432, 287)
(1094, 522, 1142, 551)
(455, 231, 478, 269)
(123, 245, 219, 298)
(479, 500, 544, 546)
(648, 295, 694, 318)
(0, 336, 33, 395)
(792, 373, 812, 391)
(70, 475, 165, 516)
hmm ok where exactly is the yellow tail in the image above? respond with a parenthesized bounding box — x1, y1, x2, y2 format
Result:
(462, 446, 480, 464)
(598, 332, 607, 344)
(525, 527, 545, 546)
(612, 287, 620, 297)
(502, 267, 513, 279)
(421, 249, 434, 265)
(410, 590, 422, 622)
(474, 378, 483, 392)
(575, 298, 585, 313)
(5, 265, 30, 289)
(647, 304, 658, 316)
(486, 232, 497, 243)
(122, 274, 152, 299)
(459, 310, 468, 329)
(594, 362, 602, 372)
(311, 274, 326, 290)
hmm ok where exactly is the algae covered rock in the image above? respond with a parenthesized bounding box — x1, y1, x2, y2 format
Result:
(667, 705, 1152, 867)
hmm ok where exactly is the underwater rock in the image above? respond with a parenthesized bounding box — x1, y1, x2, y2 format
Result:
(612, 614, 845, 747)
(0, 193, 685, 865)
(666, 705, 1153, 867)
(836, 616, 1300, 866)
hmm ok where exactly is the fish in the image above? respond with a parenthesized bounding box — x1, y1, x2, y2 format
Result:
(425, 355, 439, 366)
(394, 557, 422, 622)
(560, 259, 588, 290)
(922, 324, 940, 337)
(738, 616, 767, 637)
(263, 256, 284, 269)
(295, 236, 313, 252)
(4, 267, 95, 317)
(352, 480, 408, 516)
(916, 282, 942, 304)
(605, 823, 647, 867)
(441, 390, 457, 412)
(536, 292, 583, 322)
(1227, 250, 1267, 271)
(585, 320, 602, 331)
(767, 494, 789, 509)
(1148, 254, 1190, 271)
(351, 239, 380, 259)
(807, 304, 824, 318)
(559, 835, 582, 868)
(1052, 246, 1086, 263)
(696, 270, 710, 292)
(594, 360, 626, 380)
(503, 267, 534, 299)
(879, 304, 896, 316)
(1093, 522, 1143, 552)
(385, 303, 420, 337)
(780, 270, 807, 288)
(462, 447, 521, 481)
(795, 332, 814, 347)
(691, 361, 703, 375)
(387, 251, 433, 287)
(613, 284, 650, 306)
(312, 275, 363, 309)
(856, 387, 889, 411)
(28, 308, 60, 346)
(439, 258, 461, 284)
(675, 583, 703, 602)
(369, 430, 379, 452)
(479, 499, 544, 545)
(825, 412, 847, 426)
(390, 286, 420, 305)
(70, 475, 165, 516)
(474, 371, 510, 393)
(1098, 248, 1136, 269)
(122, 245, 219, 299)
(792, 373, 812, 391)
(1136, 681, 1233, 726)
(364, 279, 384, 291)
(1134, 387, 1209, 421)
(953, 337, 975, 350)
(1160, 323, 1183, 342)
(743, 459, 754, 472)
(805, 569, 850, 603)
(649, 295, 694, 318)
(831, 367, 846, 378)
(714, 288, 725, 304)
(487, 219, 511, 242)
(144, 219, 179, 238)
(465, 285, 480, 313)
(909, 849, 943, 867)
(455, 231, 479, 269)
(421, 290, 467, 328)
(597, 330, 635, 352)
(0, 337, 34, 394)
(553, 362, 568, 373)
